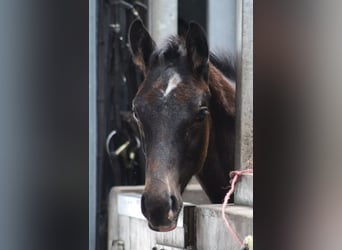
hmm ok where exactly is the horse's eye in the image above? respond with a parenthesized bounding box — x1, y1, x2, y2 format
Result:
(195, 107, 209, 122)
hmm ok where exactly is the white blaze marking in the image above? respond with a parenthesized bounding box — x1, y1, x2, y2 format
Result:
(163, 73, 181, 97)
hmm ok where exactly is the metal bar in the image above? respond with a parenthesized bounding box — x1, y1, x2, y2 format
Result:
(234, 0, 253, 206)
(148, 0, 178, 46)
(235, 0, 253, 170)
(89, 0, 98, 248)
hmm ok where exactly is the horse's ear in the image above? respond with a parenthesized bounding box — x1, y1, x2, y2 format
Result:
(129, 19, 156, 73)
(185, 22, 209, 76)
(178, 18, 189, 39)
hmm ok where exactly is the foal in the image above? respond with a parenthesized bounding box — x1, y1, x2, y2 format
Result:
(129, 20, 235, 232)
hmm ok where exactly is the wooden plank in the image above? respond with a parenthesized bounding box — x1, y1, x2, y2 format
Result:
(109, 188, 199, 249)
(155, 227, 185, 248)
(152, 244, 184, 250)
(107, 186, 145, 249)
(196, 205, 253, 250)
(118, 215, 130, 250)
(107, 188, 119, 250)
(182, 184, 210, 204)
(129, 217, 155, 250)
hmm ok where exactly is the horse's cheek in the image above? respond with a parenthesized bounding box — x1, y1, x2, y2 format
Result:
(186, 122, 210, 167)
(200, 120, 211, 162)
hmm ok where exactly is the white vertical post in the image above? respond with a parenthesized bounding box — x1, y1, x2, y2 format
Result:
(89, 0, 97, 248)
(207, 0, 236, 52)
(235, 0, 253, 206)
(148, 0, 178, 46)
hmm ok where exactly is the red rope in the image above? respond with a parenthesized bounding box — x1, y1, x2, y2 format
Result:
(221, 168, 253, 247)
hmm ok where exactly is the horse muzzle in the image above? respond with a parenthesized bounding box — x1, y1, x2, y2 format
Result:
(141, 188, 183, 232)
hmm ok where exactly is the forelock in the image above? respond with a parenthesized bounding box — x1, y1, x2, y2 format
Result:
(149, 36, 187, 66)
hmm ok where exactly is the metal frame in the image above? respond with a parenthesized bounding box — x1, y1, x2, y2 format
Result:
(235, 0, 253, 171)
(89, 0, 98, 249)
(148, 0, 178, 45)
(234, 0, 253, 206)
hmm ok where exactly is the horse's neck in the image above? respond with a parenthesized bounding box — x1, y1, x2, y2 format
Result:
(196, 64, 236, 203)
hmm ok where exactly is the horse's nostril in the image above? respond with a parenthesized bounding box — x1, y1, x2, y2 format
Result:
(170, 195, 178, 212)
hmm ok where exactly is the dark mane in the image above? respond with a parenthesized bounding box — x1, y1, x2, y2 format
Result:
(209, 52, 236, 82)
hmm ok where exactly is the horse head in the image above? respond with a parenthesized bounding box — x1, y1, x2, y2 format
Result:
(129, 19, 212, 232)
